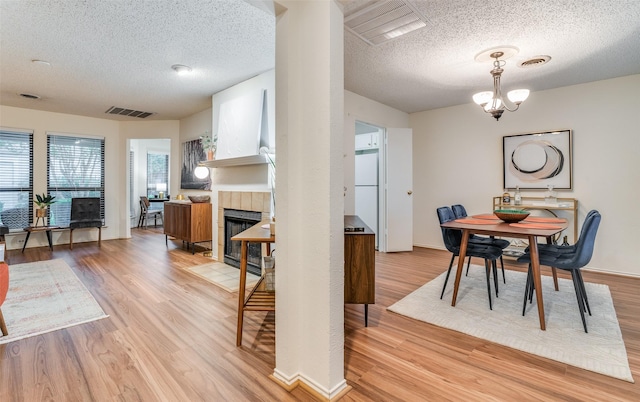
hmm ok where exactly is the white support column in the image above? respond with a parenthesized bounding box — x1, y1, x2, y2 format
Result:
(272, 0, 346, 399)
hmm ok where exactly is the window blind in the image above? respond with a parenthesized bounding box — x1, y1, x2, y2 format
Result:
(47, 134, 105, 227)
(146, 152, 169, 198)
(0, 129, 33, 229)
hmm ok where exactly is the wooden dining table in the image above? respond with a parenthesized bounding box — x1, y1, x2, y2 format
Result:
(440, 215, 568, 330)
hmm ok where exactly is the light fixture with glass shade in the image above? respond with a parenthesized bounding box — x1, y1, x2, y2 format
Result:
(156, 183, 167, 199)
(194, 164, 209, 179)
(472, 47, 530, 121)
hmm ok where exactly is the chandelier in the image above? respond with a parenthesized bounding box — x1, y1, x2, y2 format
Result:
(472, 50, 529, 121)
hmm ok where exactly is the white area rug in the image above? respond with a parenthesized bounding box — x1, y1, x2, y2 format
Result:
(1, 259, 108, 345)
(183, 262, 259, 292)
(388, 265, 634, 383)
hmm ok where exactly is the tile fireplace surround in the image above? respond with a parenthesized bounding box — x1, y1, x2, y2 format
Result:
(217, 191, 271, 262)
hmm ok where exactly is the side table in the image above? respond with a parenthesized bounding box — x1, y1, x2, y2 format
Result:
(22, 226, 60, 252)
(344, 215, 376, 326)
(231, 220, 275, 347)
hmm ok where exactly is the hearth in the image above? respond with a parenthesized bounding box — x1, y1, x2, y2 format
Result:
(224, 209, 262, 276)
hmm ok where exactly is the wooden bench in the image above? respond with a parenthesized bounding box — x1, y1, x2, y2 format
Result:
(3, 226, 103, 251)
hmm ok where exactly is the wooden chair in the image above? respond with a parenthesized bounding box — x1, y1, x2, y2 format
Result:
(69, 197, 102, 250)
(138, 196, 163, 229)
(0, 261, 9, 336)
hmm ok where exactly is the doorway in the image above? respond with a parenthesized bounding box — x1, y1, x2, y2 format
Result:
(128, 139, 171, 230)
(353, 121, 413, 253)
(355, 121, 384, 249)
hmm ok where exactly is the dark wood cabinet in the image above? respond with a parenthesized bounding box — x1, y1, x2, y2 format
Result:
(164, 201, 212, 253)
(344, 215, 375, 326)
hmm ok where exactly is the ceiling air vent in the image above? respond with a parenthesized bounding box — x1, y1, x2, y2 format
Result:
(344, 0, 428, 46)
(518, 55, 552, 68)
(19, 93, 41, 99)
(105, 106, 155, 118)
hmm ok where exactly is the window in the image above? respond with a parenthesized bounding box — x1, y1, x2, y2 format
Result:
(146, 152, 169, 198)
(0, 129, 33, 229)
(47, 134, 105, 227)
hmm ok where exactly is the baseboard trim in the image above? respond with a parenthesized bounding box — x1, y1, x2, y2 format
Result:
(413, 245, 640, 278)
(270, 370, 351, 401)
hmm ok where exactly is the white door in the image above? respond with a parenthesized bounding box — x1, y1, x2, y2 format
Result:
(385, 128, 413, 252)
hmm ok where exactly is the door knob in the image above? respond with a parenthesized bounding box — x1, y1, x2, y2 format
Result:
(407, 190, 413, 195)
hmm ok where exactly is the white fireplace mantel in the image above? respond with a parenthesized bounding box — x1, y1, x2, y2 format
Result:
(201, 154, 269, 168)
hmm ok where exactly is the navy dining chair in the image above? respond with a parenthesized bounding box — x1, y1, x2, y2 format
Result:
(518, 210, 601, 332)
(452, 204, 510, 283)
(531, 209, 600, 256)
(437, 206, 503, 309)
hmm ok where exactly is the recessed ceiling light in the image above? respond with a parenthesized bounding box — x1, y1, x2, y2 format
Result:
(171, 64, 192, 75)
(31, 59, 51, 66)
(19, 93, 41, 100)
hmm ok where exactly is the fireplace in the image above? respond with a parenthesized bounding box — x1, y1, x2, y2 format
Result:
(224, 209, 263, 276)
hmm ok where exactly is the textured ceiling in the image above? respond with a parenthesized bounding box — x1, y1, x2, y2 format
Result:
(344, 0, 640, 113)
(1, 0, 639, 121)
(0, 0, 276, 120)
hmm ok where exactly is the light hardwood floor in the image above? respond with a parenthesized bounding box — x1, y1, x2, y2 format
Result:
(1, 228, 638, 401)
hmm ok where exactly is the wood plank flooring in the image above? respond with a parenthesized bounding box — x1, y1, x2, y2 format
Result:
(1, 229, 638, 401)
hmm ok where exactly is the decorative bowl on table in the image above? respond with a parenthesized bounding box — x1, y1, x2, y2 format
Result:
(188, 195, 210, 203)
(494, 209, 530, 223)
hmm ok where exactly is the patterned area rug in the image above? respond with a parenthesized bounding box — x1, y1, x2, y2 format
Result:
(388, 266, 634, 383)
(182, 262, 260, 292)
(0, 259, 108, 345)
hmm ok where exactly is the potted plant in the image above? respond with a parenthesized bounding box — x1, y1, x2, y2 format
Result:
(34, 193, 56, 220)
(200, 131, 217, 160)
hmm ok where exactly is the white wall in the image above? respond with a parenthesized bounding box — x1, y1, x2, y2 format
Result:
(0, 105, 182, 248)
(129, 138, 171, 223)
(180, 107, 213, 142)
(0, 104, 217, 248)
(273, 3, 346, 397)
(201, 71, 275, 259)
(212, 69, 275, 151)
(343, 90, 410, 214)
(0, 106, 121, 249)
(209, 67, 272, 192)
(118, 120, 180, 238)
(410, 74, 640, 276)
(178, 107, 213, 199)
(205, 76, 412, 261)
(166, 73, 275, 260)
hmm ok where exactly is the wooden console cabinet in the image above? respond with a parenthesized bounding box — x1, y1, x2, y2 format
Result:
(164, 201, 212, 254)
(344, 215, 375, 326)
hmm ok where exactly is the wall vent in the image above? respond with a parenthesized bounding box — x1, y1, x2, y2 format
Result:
(105, 106, 155, 118)
(344, 0, 427, 46)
